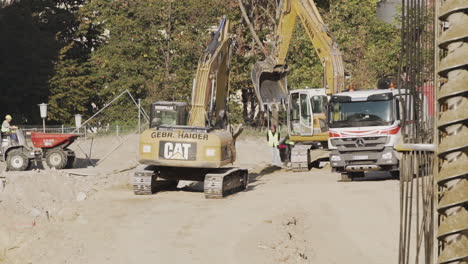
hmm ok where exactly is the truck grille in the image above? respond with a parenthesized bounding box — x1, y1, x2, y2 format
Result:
(348, 160, 376, 165)
(331, 136, 388, 152)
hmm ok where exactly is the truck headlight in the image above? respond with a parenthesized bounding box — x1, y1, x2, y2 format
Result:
(142, 145, 152, 153)
(330, 155, 341, 161)
(382, 152, 393, 160)
(205, 148, 216, 157)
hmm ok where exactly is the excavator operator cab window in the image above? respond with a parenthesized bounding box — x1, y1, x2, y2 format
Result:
(288, 92, 313, 136)
(150, 102, 188, 128)
(300, 94, 311, 125)
(290, 93, 300, 121)
(311, 95, 327, 114)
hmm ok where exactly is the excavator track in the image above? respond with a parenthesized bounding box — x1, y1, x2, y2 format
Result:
(290, 145, 310, 171)
(204, 168, 248, 199)
(290, 146, 329, 172)
(133, 166, 179, 195)
(133, 167, 153, 195)
(436, 1, 468, 263)
(133, 166, 248, 198)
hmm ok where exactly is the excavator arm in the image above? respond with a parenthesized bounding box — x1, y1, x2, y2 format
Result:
(188, 17, 233, 128)
(252, 0, 345, 107)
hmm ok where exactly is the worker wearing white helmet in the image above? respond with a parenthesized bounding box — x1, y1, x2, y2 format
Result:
(2, 115, 18, 141)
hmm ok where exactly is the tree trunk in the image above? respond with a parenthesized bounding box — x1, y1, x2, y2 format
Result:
(237, 0, 267, 56)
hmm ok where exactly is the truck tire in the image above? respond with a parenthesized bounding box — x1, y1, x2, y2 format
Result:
(390, 170, 400, 179)
(6, 149, 30, 171)
(45, 149, 68, 169)
(350, 172, 365, 178)
(340, 173, 353, 182)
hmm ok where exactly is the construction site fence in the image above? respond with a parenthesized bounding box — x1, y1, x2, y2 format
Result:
(18, 124, 140, 138)
(18, 124, 285, 140)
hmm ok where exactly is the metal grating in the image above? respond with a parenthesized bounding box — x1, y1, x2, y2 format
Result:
(397, 0, 437, 263)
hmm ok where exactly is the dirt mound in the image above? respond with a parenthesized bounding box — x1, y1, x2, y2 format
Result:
(0, 134, 141, 262)
(0, 135, 401, 264)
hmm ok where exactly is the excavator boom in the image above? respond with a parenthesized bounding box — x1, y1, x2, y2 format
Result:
(247, 0, 345, 171)
(189, 17, 232, 128)
(252, 0, 345, 107)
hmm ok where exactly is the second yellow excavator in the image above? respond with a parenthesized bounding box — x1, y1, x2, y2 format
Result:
(251, 0, 345, 171)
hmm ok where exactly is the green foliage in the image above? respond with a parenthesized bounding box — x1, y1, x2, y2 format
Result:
(276, 0, 400, 90)
(0, 0, 400, 126)
(327, 0, 400, 88)
(288, 24, 324, 89)
(49, 59, 101, 124)
(48, 0, 230, 124)
(0, 0, 83, 124)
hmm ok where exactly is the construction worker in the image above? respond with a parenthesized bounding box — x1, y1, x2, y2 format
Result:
(2, 115, 18, 142)
(282, 135, 295, 163)
(267, 124, 282, 166)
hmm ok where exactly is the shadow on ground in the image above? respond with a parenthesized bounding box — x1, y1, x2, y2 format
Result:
(249, 165, 282, 183)
(352, 171, 399, 182)
(245, 165, 283, 192)
(146, 165, 283, 197)
(25, 158, 100, 170)
(73, 158, 101, 169)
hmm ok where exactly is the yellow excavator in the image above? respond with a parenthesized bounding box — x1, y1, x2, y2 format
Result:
(133, 17, 248, 198)
(251, 0, 345, 171)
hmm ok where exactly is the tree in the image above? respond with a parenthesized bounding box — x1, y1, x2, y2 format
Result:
(0, 0, 400, 125)
(0, 0, 83, 124)
(327, 0, 400, 88)
(48, 0, 230, 124)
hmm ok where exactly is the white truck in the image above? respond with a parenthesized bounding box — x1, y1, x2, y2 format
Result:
(328, 89, 409, 181)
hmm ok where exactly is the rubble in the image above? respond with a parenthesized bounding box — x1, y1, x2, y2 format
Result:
(76, 192, 87, 202)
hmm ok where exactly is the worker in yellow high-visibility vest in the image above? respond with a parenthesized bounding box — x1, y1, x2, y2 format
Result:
(266, 125, 282, 166)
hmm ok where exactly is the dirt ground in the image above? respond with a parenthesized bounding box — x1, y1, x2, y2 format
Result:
(0, 134, 401, 264)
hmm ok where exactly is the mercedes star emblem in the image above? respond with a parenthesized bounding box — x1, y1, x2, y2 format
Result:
(355, 138, 365, 147)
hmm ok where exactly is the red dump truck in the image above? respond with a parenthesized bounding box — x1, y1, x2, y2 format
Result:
(0, 130, 78, 171)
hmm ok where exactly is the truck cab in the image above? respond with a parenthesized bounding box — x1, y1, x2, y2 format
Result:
(328, 89, 408, 181)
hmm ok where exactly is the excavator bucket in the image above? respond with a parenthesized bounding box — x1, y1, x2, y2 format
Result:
(251, 58, 288, 107)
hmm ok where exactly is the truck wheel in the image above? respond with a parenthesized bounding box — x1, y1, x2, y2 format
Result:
(340, 173, 353, 182)
(46, 149, 68, 169)
(390, 170, 400, 179)
(350, 172, 365, 178)
(6, 149, 30, 171)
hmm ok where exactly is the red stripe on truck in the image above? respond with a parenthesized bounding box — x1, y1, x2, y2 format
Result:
(329, 126, 401, 138)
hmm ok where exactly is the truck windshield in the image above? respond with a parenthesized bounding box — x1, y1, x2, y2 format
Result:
(330, 100, 393, 128)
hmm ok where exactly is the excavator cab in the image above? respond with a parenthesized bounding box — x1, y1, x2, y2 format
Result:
(150, 101, 188, 128)
(288, 89, 328, 136)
